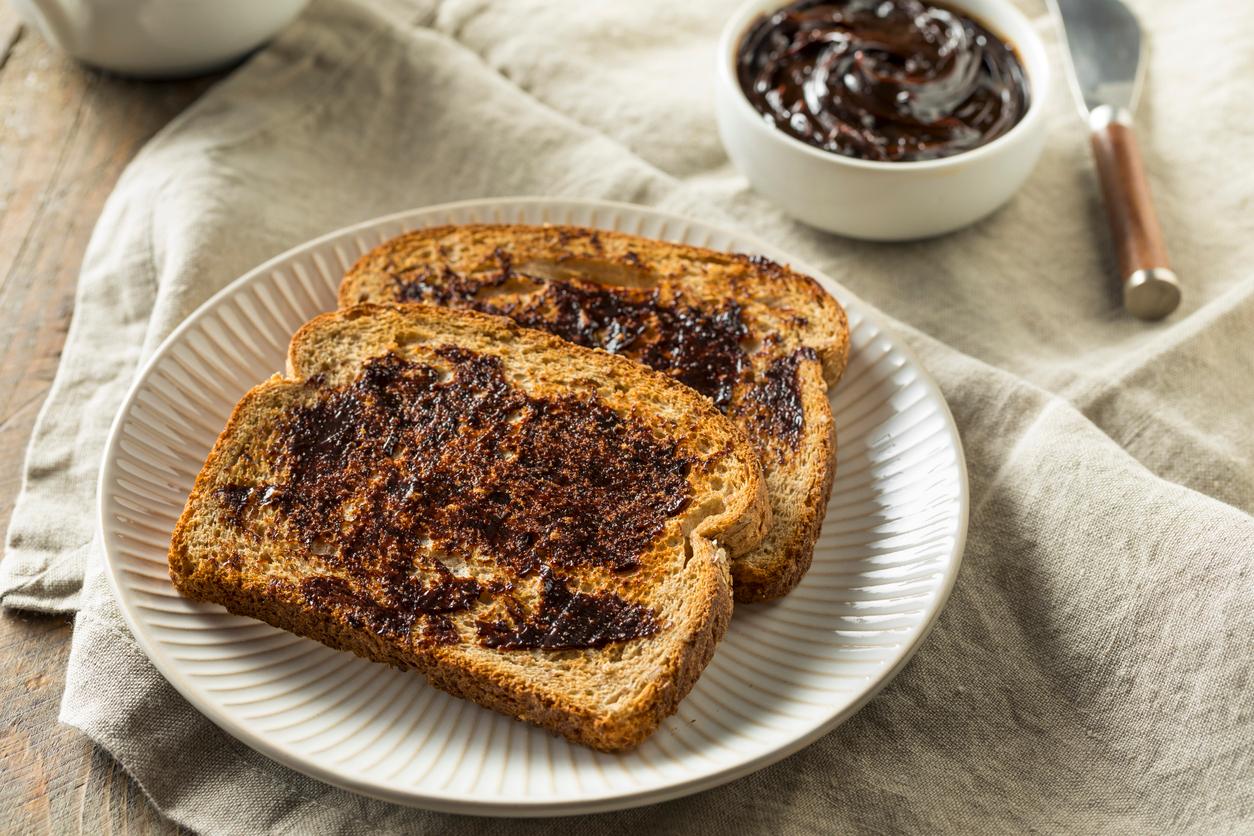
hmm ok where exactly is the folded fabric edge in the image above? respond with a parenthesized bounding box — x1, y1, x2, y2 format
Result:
(0, 542, 88, 612)
(0, 585, 81, 613)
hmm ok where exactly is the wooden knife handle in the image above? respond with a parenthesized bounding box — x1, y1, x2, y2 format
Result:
(1089, 105, 1180, 320)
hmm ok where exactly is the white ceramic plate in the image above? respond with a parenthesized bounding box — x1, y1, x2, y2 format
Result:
(99, 198, 968, 816)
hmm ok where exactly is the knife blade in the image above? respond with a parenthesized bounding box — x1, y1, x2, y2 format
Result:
(1049, 0, 1180, 320)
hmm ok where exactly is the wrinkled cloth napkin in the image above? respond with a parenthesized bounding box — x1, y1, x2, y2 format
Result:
(4, 0, 1252, 832)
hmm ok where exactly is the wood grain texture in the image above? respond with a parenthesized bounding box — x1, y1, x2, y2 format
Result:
(1090, 119, 1172, 283)
(0, 11, 217, 834)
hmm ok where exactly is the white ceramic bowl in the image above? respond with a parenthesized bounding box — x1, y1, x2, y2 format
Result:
(12, 0, 309, 77)
(715, 0, 1050, 241)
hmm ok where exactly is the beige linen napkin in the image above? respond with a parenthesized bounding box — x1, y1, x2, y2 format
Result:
(5, 0, 1252, 831)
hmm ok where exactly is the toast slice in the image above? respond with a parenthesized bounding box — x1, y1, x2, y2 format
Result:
(169, 304, 769, 751)
(339, 225, 850, 601)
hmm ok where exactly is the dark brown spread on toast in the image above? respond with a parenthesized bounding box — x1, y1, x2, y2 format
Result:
(392, 251, 751, 412)
(735, 347, 818, 457)
(219, 349, 685, 650)
(389, 255, 820, 453)
(476, 567, 659, 650)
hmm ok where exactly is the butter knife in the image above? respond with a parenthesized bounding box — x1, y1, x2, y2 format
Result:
(1050, 0, 1180, 320)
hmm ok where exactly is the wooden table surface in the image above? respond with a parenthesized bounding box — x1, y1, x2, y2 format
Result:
(1, 11, 219, 834)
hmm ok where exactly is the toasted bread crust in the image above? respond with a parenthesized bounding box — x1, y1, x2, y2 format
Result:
(170, 304, 765, 750)
(340, 225, 849, 601)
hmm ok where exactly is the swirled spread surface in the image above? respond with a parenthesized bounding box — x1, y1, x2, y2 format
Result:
(737, 0, 1029, 162)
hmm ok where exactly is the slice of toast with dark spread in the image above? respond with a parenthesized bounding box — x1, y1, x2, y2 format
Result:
(169, 304, 769, 751)
(339, 225, 849, 601)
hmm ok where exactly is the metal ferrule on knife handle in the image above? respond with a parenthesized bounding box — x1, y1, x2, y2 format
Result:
(1088, 105, 1181, 320)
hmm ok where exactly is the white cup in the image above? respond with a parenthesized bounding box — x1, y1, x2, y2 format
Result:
(11, 0, 310, 77)
(715, 0, 1051, 241)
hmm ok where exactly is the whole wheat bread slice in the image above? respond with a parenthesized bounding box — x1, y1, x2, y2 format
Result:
(169, 304, 769, 751)
(339, 224, 849, 601)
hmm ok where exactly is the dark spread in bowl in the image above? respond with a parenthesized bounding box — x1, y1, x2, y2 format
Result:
(736, 0, 1030, 162)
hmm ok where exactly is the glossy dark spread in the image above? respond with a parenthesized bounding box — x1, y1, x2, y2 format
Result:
(220, 349, 687, 649)
(736, 0, 1030, 162)
(734, 347, 817, 457)
(477, 567, 659, 650)
(393, 249, 750, 412)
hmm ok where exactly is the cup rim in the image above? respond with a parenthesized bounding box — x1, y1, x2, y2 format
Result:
(717, 0, 1052, 172)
